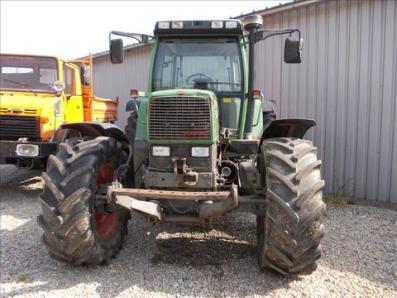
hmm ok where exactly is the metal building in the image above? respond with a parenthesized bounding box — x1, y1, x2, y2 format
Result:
(92, 44, 151, 128)
(92, 0, 397, 204)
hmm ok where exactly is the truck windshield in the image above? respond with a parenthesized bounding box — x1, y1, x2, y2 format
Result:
(0, 55, 58, 93)
(153, 37, 242, 92)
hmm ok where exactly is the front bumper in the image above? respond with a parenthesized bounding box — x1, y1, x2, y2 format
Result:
(0, 140, 57, 164)
(108, 183, 239, 222)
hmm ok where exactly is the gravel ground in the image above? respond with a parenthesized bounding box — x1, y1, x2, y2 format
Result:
(0, 164, 396, 297)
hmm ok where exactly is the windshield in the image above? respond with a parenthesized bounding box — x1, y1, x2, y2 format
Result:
(0, 55, 58, 92)
(153, 38, 242, 92)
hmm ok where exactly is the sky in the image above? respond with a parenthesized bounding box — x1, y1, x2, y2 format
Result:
(1, 0, 289, 59)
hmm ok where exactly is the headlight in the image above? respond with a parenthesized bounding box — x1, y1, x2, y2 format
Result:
(191, 147, 209, 157)
(172, 21, 183, 29)
(152, 146, 170, 157)
(225, 21, 238, 29)
(16, 144, 39, 157)
(158, 21, 170, 29)
(211, 21, 223, 29)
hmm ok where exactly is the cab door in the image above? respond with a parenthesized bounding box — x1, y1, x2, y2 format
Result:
(63, 63, 84, 123)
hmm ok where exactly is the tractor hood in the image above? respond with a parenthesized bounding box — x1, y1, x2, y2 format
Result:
(147, 88, 219, 145)
(150, 88, 217, 100)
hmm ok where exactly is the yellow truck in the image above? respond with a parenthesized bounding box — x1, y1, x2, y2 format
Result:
(0, 53, 120, 168)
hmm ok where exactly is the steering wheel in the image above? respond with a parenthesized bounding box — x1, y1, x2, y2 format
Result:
(186, 73, 213, 84)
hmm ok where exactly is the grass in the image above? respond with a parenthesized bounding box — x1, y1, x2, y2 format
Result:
(325, 193, 352, 207)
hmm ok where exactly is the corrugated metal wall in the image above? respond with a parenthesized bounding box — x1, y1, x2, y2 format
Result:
(255, 0, 397, 203)
(93, 45, 151, 128)
(92, 0, 397, 203)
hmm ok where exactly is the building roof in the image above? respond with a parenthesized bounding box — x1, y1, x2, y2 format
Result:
(91, 0, 322, 60)
(233, 0, 322, 19)
(91, 41, 151, 60)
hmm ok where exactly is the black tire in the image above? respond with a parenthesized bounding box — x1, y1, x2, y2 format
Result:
(124, 112, 137, 145)
(257, 138, 325, 275)
(37, 136, 130, 265)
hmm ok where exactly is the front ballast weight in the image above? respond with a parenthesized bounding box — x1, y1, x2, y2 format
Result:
(107, 183, 264, 223)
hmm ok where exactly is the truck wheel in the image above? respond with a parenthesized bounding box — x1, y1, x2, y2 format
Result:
(37, 136, 130, 265)
(257, 138, 325, 275)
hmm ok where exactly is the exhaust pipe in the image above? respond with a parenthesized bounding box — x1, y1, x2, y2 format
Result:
(243, 15, 263, 139)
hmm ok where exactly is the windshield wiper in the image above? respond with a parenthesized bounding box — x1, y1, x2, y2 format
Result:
(1, 78, 38, 95)
(209, 82, 241, 86)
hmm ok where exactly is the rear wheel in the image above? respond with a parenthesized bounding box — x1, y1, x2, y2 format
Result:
(257, 138, 325, 275)
(37, 136, 130, 265)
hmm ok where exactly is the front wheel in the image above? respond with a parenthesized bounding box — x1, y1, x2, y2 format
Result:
(257, 138, 325, 275)
(37, 136, 130, 265)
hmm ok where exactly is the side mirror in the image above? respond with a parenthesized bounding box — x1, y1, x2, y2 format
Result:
(110, 39, 124, 64)
(52, 80, 65, 96)
(284, 38, 302, 64)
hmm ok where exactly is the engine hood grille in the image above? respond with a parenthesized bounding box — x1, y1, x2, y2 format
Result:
(0, 115, 40, 141)
(149, 96, 211, 140)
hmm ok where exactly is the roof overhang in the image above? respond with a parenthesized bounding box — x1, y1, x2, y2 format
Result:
(234, 0, 323, 19)
(90, 41, 152, 60)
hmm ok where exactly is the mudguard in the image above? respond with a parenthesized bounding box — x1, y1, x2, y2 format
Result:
(54, 122, 129, 144)
(260, 118, 315, 146)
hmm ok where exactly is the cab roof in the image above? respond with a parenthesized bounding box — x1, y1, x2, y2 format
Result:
(0, 53, 63, 63)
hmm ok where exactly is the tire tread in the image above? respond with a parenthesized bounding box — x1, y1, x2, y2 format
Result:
(258, 138, 325, 275)
(38, 137, 129, 265)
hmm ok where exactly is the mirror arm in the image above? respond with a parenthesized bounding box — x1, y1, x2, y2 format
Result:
(132, 97, 139, 112)
(254, 29, 301, 43)
(109, 31, 154, 45)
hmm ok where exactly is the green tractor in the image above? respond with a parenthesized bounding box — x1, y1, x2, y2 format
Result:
(37, 16, 325, 275)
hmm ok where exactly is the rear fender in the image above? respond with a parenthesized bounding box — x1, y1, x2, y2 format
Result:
(54, 122, 129, 144)
(259, 118, 315, 147)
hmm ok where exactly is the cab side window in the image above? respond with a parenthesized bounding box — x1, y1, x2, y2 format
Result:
(64, 66, 75, 94)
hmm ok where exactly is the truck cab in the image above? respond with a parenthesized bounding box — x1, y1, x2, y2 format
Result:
(0, 53, 117, 168)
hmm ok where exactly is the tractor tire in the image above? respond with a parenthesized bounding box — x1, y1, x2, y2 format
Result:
(37, 136, 130, 265)
(257, 138, 325, 275)
(124, 112, 137, 145)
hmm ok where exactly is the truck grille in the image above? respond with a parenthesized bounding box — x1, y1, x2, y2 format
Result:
(149, 96, 211, 140)
(0, 115, 40, 141)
